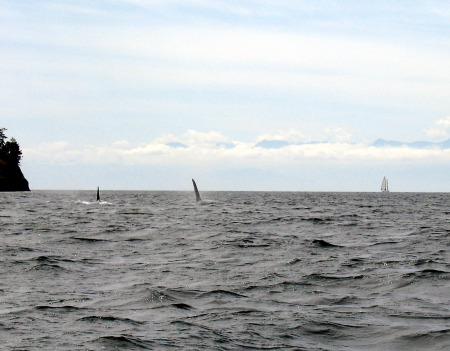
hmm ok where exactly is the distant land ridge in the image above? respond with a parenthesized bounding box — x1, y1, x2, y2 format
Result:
(0, 128, 30, 191)
(252, 138, 450, 149)
(371, 138, 450, 149)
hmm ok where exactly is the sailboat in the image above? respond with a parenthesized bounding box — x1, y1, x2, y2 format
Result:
(381, 177, 389, 192)
(96, 186, 100, 201)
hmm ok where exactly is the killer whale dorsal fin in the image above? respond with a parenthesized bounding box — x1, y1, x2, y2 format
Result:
(96, 186, 100, 201)
(192, 179, 201, 202)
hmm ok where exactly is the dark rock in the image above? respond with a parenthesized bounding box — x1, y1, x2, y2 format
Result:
(0, 158, 30, 191)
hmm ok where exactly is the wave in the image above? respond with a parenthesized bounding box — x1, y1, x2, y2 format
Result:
(414, 258, 441, 266)
(235, 242, 271, 248)
(3, 191, 449, 350)
(130, 288, 179, 306)
(96, 335, 154, 349)
(308, 295, 359, 306)
(35, 305, 84, 312)
(0, 322, 12, 331)
(395, 328, 450, 350)
(287, 258, 302, 265)
(403, 328, 450, 340)
(311, 239, 342, 248)
(170, 303, 194, 310)
(79, 315, 144, 325)
(342, 257, 367, 267)
(225, 237, 273, 248)
(123, 237, 146, 242)
(76, 200, 113, 205)
(72, 237, 108, 242)
(18, 246, 35, 252)
(301, 217, 333, 224)
(291, 321, 345, 338)
(119, 212, 148, 216)
(242, 280, 312, 293)
(306, 273, 364, 281)
(289, 319, 366, 342)
(168, 321, 241, 347)
(402, 269, 449, 279)
(339, 222, 359, 227)
(76, 200, 93, 205)
(389, 312, 450, 320)
(276, 280, 312, 288)
(17, 255, 80, 271)
(29, 263, 69, 272)
(33, 255, 78, 264)
(36, 255, 56, 261)
(198, 289, 247, 298)
(419, 268, 449, 275)
(368, 240, 400, 246)
(230, 309, 265, 316)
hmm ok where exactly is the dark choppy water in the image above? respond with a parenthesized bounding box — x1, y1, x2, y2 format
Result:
(1, 191, 449, 350)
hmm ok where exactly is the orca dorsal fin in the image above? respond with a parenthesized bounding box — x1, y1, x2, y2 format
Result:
(96, 186, 100, 201)
(192, 179, 201, 202)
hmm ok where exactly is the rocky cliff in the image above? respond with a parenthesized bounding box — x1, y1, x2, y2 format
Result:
(0, 158, 30, 191)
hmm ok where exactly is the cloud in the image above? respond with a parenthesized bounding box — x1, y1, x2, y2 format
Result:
(181, 130, 231, 146)
(23, 141, 79, 165)
(256, 127, 352, 144)
(113, 140, 131, 147)
(256, 129, 310, 143)
(151, 130, 232, 148)
(2, 12, 448, 115)
(425, 117, 450, 139)
(23, 130, 450, 168)
(3, 1, 450, 160)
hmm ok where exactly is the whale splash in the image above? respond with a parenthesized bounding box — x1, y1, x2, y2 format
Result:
(192, 179, 214, 205)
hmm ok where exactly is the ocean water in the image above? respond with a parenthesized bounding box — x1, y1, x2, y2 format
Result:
(1, 191, 448, 350)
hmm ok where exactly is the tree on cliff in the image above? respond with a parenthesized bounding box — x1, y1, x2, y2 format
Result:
(0, 128, 23, 165)
(0, 128, 6, 147)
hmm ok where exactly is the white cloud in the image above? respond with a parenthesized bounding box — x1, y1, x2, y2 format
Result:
(23, 130, 450, 168)
(324, 128, 352, 143)
(23, 141, 79, 165)
(152, 130, 231, 147)
(2, 19, 448, 113)
(256, 129, 309, 143)
(182, 130, 231, 146)
(3, 1, 450, 163)
(113, 140, 131, 147)
(256, 127, 352, 143)
(425, 117, 450, 139)
(153, 133, 184, 145)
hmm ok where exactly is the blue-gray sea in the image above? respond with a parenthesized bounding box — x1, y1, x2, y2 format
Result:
(1, 191, 449, 350)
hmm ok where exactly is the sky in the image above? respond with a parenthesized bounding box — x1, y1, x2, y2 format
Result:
(1, 0, 449, 191)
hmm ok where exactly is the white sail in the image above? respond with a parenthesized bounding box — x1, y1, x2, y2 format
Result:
(381, 177, 389, 192)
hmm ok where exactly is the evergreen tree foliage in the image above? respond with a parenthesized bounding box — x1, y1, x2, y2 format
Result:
(0, 128, 23, 165)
